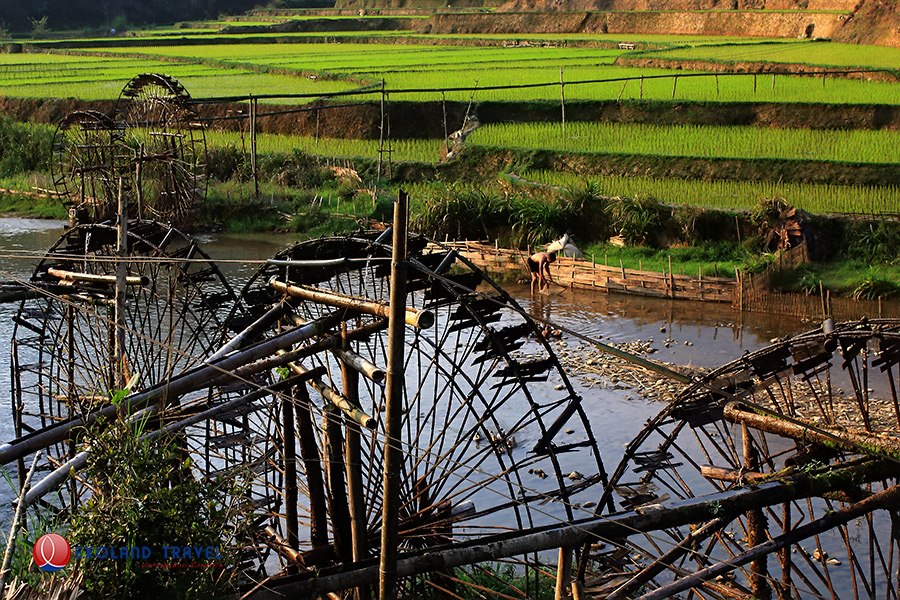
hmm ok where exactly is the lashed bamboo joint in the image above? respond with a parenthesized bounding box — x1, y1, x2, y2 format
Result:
(269, 278, 435, 329)
(48, 267, 149, 287)
(723, 401, 900, 459)
(285, 359, 377, 430)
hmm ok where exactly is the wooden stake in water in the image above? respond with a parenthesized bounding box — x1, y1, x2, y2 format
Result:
(380, 190, 409, 600)
(115, 178, 128, 391)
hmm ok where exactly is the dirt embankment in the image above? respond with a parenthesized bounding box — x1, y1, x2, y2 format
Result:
(6, 96, 900, 139)
(418, 10, 846, 40)
(405, 0, 899, 47)
(616, 57, 900, 82)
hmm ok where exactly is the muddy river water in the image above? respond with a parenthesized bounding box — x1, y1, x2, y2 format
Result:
(0, 218, 812, 528)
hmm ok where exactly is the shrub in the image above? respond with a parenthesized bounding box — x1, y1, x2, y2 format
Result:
(66, 397, 248, 598)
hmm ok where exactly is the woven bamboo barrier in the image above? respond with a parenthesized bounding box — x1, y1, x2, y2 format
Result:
(433, 241, 736, 303)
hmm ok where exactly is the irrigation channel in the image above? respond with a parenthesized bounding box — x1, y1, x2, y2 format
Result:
(5, 213, 900, 600)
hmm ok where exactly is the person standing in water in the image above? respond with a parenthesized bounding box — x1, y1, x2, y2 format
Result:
(526, 250, 557, 295)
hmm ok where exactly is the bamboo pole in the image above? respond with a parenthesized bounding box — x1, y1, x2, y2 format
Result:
(286, 361, 376, 430)
(342, 325, 372, 600)
(293, 384, 329, 549)
(48, 268, 148, 287)
(227, 319, 389, 385)
(269, 279, 434, 330)
(115, 179, 128, 391)
(0, 311, 346, 467)
(247, 459, 898, 600)
(380, 190, 409, 600)
(323, 403, 353, 563)
(605, 517, 727, 600)
(335, 347, 385, 384)
(555, 547, 572, 600)
(0, 451, 41, 597)
(635, 483, 900, 600)
(283, 392, 299, 574)
(723, 401, 900, 458)
(743, 421, 770, 599)
(23, 374, 315, 507)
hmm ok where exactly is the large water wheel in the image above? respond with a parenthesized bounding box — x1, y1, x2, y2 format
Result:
(115, 74, 207, 228)
(9, 221, 238, 508)
(581, 318, 900, 599)
(50, 74, 207, 228)
(50, 110, 122, 224)
(221, 231, 611, 596)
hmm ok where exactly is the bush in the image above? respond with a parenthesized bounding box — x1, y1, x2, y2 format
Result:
(0, 115, 52, 175)
(66, 398, 248, 599)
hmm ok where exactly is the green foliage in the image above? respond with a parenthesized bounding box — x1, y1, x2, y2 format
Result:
(0, 116, 52, 176)
(67, 412, 247, 599)
(844, 220, 900, 263)
(30, 16, 49, 38)
(611, 193, 663, 246)
(742, 251, 779, 275)
(852, 267, 900, 300)
(522, 170, 900, 216)
(452, 563, 554, 600)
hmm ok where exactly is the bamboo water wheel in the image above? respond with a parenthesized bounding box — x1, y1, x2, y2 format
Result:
(50, 74, 207, 228)
(224, 232, 610, 595)
(9, 221, 238, 509)
(581, 318, 900, 600)
(50, 110, 123, 223)
(114, 74, 207, 228)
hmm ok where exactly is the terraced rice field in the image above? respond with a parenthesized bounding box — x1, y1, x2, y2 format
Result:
(468, 122, 900, 164)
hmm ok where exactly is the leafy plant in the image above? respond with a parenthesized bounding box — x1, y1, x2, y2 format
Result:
(852, 267, 900, 300)
(611, 193, 663, 246)
(66, 409, 248, 599)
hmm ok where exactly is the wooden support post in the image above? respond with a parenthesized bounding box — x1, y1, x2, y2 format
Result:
(668, 255, 674, 299)
(341, 324, 372, 600)
(555, 547, 572, 600)
(324, 406, 353, 563)
(293, 384, 329, 549)
(743, 421, 771, 599)
(250, 95, 259, 201)
(282, 393, 298, 574)
(115, 178, 127, 391)
(380, 190, 409, 600)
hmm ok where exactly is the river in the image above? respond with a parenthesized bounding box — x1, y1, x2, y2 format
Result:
(0, 218, 810, 532)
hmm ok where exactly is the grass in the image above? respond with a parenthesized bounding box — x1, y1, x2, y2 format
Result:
(580, 241, 746, 276)
(519, 170, 900, 215)
(470, 121, 900, 164)
(205, 131, 442, 163)
(8, 38, 895, 104)
(639, 40, 900, 71)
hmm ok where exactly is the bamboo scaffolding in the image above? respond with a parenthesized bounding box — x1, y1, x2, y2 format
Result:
(247, 459, 898, 599)
(269, 278, 434, 330)
(47, 267, 148, 287)
(635, 483, 900, 600)
(0, 311, 346, 466)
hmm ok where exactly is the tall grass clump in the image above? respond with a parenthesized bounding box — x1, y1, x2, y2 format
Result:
(66, 391, 248, 598)
(0, 115, 52, 175)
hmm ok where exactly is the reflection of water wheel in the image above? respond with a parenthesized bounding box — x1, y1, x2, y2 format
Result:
(584, 319, 900, 600)
(115, 74, 207, 228)
(50, 110, 122, 223)
(228, 233, 609, 595)
(10, 221, 237, 508)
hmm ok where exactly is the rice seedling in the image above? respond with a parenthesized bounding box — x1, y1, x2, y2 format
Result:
(469, 121, 900, 164)
(520, 170, 900, 215)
